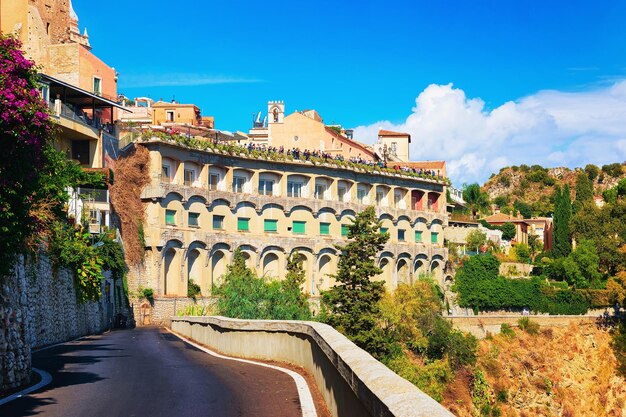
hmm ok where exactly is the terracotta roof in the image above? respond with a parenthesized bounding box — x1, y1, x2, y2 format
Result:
(482, 213, 529, 224)
(379, 129, 410, 137)
(324, 127, 376, 158)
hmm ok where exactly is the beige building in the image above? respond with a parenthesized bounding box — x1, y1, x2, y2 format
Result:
(373, 130, 411, 162)
(247, 101, 376, 161)
(128, 136, 449, 302)
(2, 0, 117, 102)
(482, 213, 529, 245)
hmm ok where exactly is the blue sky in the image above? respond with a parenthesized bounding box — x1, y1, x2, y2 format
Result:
(75, 0, 626, 184)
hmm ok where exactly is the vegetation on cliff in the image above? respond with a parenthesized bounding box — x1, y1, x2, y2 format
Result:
(443, 323, 626, 417)
(481, 163, 625, 217)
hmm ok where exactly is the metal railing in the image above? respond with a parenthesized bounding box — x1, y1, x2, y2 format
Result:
(49, 100, 117, 136)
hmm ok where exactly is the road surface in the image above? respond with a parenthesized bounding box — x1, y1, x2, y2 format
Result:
(1, 327, 303, 417)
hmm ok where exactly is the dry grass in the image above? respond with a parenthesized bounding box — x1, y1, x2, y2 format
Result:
(443, 323, 626, 416)
(109, 145, 150, 265)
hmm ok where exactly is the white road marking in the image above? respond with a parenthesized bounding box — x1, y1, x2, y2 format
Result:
(0, 368, 52, 406)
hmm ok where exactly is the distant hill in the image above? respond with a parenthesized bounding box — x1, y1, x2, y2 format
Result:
(482, 163, 625, 216)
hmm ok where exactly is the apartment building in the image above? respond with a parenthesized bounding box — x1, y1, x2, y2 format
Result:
(131, 136, 450, 300)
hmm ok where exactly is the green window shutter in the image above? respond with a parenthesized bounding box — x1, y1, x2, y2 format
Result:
(381, 227, 388, 235)
(238, 217, 249, 231)
(415, 231, 423, 243)
(398, 229, 405, 241)
(188, 212, 199, 227)
(320, 222, 330, 235)
(431, 232, 438, 244)
(264, 219, 278, 232)
(213, 215, 224, 230)
(165, 209, 176, 225)
(341, 224, 349, 237)
(293, 221, 306, 234)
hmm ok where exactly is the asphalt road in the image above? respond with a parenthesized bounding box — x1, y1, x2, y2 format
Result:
(1, 327, 303, 417)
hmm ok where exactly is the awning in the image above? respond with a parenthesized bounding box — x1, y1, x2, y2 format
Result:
(39, 73, 130, 112)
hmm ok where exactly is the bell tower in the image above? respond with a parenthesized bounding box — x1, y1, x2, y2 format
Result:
(267, 100, 284, 124)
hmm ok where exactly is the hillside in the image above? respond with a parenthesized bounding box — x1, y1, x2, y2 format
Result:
(482, 163, 625, 215)
(442, 322, 626, 417)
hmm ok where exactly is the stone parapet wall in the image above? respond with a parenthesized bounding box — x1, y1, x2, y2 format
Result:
(171, 316, 454, 417)
(1, 253, 112, 392)
(134, 296, 216, 326)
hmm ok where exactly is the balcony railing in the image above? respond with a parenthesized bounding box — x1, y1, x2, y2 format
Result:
(49, 100, 117, 136)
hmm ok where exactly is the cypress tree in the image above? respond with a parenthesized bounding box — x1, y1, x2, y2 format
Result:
(574, 171, 594, 213)
(554, 185, 573, 257)
(321, 206, 391, 359)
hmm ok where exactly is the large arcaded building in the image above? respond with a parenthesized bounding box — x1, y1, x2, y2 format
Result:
(128, 135, 449, 311)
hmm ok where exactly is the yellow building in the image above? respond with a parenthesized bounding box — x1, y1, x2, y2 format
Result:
(247, 101, 376, 161)
(127, 135, 449, 309)
(152, 100, 203, 126)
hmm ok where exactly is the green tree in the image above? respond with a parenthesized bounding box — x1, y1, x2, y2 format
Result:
(574, 171, 594, 213)
(462, 183, 490, 219)
(617, 178, 626, 198)
(602, 163, 624, 178)
(585, 164, 600, 181)
(570, 200, 624, 275)
(214, 249, 311, 320)
(515, 243, 531, 263)
(604, 187, 618, 204)
(528, 234, 543, 261)
(493, 195, 510, 208)
(322, 206, 390, 359)
(514, 200, 533, 219)
(466, 229, 487, 253)
(271, 251, 312, 320)
(547, 239, 601, 288)
(501, 222, 516, 241)
(553, 185, 572, 258)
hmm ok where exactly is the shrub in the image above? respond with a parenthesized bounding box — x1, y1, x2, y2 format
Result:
(501, 223, 517, 241)
(518, 317, 540, 334)
(214, 249, 312, 321)
(613, 318, 626, 376)
(498, 174, 511, 187)
(500, 323, 515, 338)
(385, 354, 454, 402)
(496, 389, 509, 403)
(187, 279, 201, 300)
(471, 369, 494, 416)
(139, 287, 154, 304)
(515, 243, 531, 263)
(602, 163, 623, 178)
(576, 289, 612, 308)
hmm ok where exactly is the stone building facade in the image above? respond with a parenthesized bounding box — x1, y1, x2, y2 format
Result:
(128, 138, 449, 314)
(2, 0, 117, 100)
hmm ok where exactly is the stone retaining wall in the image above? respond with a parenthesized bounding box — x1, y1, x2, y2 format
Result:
(171, 316, 454, 417)
(449, 315, 598, 339)
(1, 253, 112, 392)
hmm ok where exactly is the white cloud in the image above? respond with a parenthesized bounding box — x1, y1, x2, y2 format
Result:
(352, 82, 626, 185)
(120, 73, 261, 88)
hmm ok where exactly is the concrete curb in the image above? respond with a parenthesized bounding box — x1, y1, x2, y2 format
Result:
(165, 327, 317, 417)
(0, 368, 52, 406)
